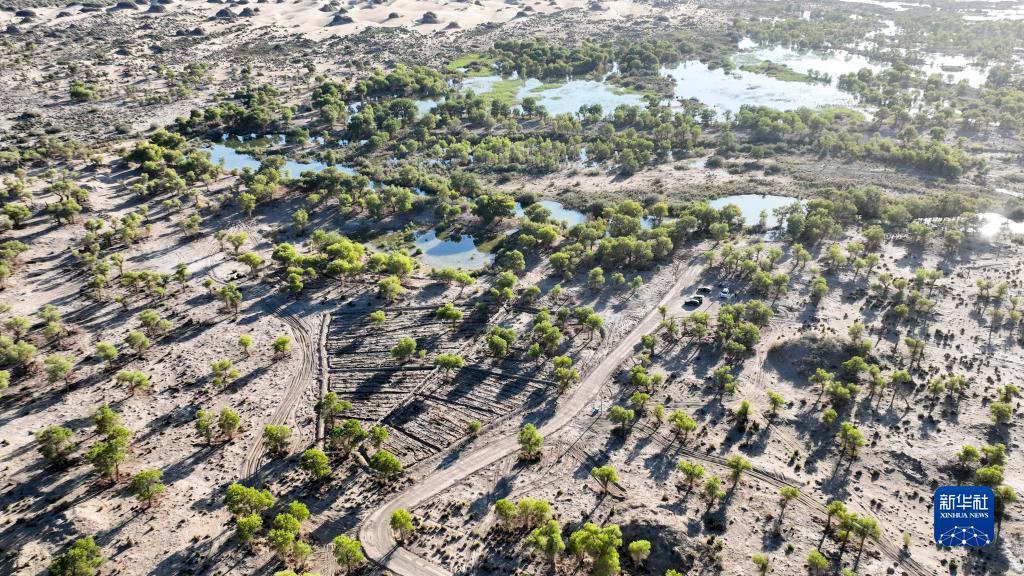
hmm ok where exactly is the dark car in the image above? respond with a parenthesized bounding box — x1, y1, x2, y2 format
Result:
(684, 295, 704, 306)
(696, 286, 712, 294)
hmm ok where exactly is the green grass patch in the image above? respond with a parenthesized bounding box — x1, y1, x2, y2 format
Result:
(473, 233, 505, 254)
(739, 60, 817, 83)
(480, 78, 525, 105)
(527, 81, 565, 93)
(445, 53, 498, 77)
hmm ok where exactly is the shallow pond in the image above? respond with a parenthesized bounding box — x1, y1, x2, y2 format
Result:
(733, 46, 883, 87)
(414, 230, 495, 270)
(709, 194, 802, 227)
(837, 0, 930, 10)
(736, 39, 992, 91)
(979, 213, 1024, 237)
(514, 200, 589, 226)
(206, 136, 356, 178)
(458, 73, 643, 116)
(517, 78, 645, 116)
(661, 61, 859, 116)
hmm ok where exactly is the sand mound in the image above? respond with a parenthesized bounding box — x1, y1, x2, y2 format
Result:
(215, 7, 235, 17)
(421, 10, 439, 23)
(329, 12, 353, 24)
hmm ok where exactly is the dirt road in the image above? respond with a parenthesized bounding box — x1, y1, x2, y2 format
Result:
(359, 258, 706, 576)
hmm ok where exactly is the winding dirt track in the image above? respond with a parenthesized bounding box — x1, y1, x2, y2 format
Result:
(207, 261, 319, 481)
(359, 261, 704, 576)
(241, 309, 316, 480)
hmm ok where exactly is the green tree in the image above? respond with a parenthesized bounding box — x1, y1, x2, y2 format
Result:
(518, 423, 543, 461)
(608, 405, 635, 431)
(218, 283, 243, 314)
(224, 483, 274, 517)
(263, 425, 292, 456)
(235, 514, 263, 544)
(44, 353, 74, 384)
(779, 486, 800, 513)
(85, 425, 130, 480)
(237, 253, 264, 276)
(591, 465, 618, 494)
(669, 410, 697, 442)
(677, 460, 704, 489)
(292, 208, 309, 233)
(315, 392, 352, 430)
(238, 334, 253, 356)
(211, 359, 240, 387)
(370, 425, 389, 450)
(48, 536, 105, 576)
(726, 454, 752, 486)
(300, 448, 331, 480)
(328, 419, 367, 454)
(807, 549, 829, 575)
(390, 336, 417, 361)
(126, 331, 151, 355)
(369, 449, 403, 477)
(378, 275, 404, 302)
(434, 302, 463, 328)
(752, 553, 770, 575)
(390, 508, 415, 543)
(628, 539, 651, 566)
(93, 404, 121, 436)
(116, 370, 151, 394)
(990, 401, 1013, 424)
(527, 519, 565, 565)
(434, 353, 464, 378)
(272, 335, 292, 357)
(95, 342, 118, 365)
(219, 407, 242, 439)
(195, 409, 215, 443)
(569, 523, 622, 576)
(36, 425, 75, 464)
(332, 535, 365, 574)
(703, 476, 725, 508)
(128, 469, 166, 507)
(767, 391, 785, 416)
(368, 310, 386, 328)
(836, 422, 865, 459)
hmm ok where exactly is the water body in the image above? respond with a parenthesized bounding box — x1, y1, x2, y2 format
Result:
(517, 79, 645, 116)
(737, 39, 991, 89)
(414, 230, 494, 270)
(709, 194, 802, 227)
(515, 200, 589, 226)
(979, 213, 1024, 237)
(462, 74, 509, 95)
(733, 46, 883, 87)
(837, 0, 930, 11)
(206, 136, 356, 178)
(918, 53, 992, 87)
(662, 61, 859, 116)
